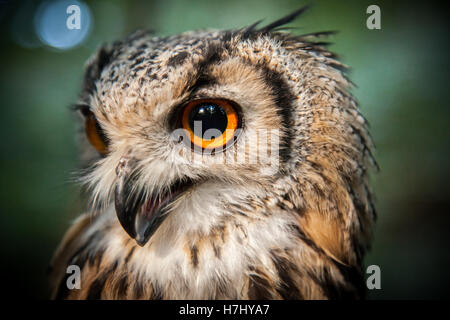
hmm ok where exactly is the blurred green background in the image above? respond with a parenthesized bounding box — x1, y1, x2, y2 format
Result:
(0, 0, 448, 299)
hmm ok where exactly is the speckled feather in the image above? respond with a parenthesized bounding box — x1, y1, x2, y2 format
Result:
(49, 8, 376, 300)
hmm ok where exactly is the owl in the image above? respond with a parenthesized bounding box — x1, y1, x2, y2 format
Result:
(49, 7, 376, 300)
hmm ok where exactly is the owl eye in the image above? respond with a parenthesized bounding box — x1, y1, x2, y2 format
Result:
(180, 99, 240, 149)
(80, 107, 108, 155)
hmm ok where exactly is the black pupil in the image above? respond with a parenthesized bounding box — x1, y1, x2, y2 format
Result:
(188, 104, 228, 138)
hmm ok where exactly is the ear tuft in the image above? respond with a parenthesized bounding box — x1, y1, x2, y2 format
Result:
(258, 5, 311, 34)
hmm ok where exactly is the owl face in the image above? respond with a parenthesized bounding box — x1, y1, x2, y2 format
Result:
(76, 16, 371, 249)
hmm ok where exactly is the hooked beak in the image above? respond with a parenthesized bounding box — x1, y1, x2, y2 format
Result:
(114, 156, 193, 246)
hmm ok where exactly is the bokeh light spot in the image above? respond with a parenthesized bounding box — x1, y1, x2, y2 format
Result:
(34, 0, 92, 50)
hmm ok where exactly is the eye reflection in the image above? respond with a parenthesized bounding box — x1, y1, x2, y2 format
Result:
(179, 99, 240, 150)
(188, 103, 228, 138)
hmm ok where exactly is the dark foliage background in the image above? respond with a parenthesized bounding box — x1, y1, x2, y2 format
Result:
(0, 0, 448, 299)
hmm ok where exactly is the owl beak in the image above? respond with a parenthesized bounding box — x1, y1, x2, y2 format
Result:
(114, 172, 169, 247)
(113, 156, 159, 246)
(114, 156, 193, 246)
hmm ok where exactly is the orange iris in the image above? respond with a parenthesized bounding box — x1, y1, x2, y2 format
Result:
(84, 112, 108, 155)
(180, 99, 239, 150)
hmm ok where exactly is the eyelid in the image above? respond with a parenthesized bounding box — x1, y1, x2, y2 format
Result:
(72, 103, 92, 117)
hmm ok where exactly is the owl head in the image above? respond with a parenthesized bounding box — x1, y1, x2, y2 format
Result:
(75, 7, 375, 267)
